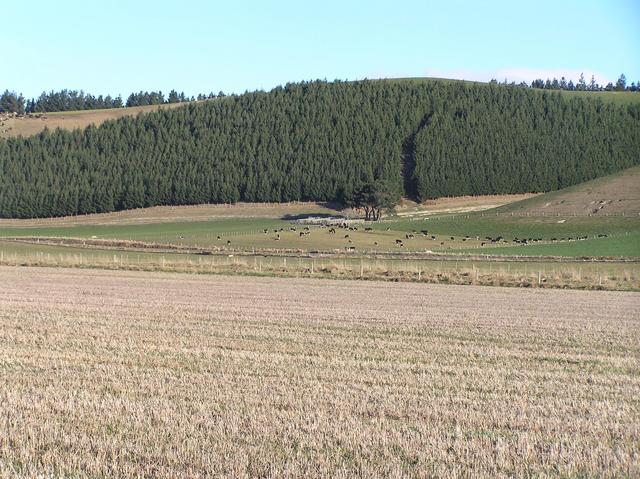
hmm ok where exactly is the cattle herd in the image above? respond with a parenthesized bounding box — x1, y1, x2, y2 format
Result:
(177, 224, 608, 252)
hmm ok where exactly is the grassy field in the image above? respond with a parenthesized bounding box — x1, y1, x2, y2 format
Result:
(0, 267, 638, 477)
(2, 239, 637, 290)
(1, 181, 638, 291)
(381, 214, 640, 239)
(0, 102, 190, 139)
(496, 166, 640, 216)
(2, 212, 638, 256)
(0, 217, 290, 242)
(457, 233, 640, 258)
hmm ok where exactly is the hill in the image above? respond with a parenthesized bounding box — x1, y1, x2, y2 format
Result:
(2, 78, 637, 141)
(0, 78, 638, 218)
(497, 166, 640, 216)
(0, 102, 190, 139)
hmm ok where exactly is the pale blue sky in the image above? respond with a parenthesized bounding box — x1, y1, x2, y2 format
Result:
(4, 0, 639, 99)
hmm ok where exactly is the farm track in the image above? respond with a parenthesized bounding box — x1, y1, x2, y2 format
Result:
(0, 266, 638, 477)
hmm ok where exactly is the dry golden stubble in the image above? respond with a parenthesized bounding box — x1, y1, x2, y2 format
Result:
(0, 266, 638, 478)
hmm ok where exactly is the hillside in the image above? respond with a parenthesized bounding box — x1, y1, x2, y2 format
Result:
(0, 78, 638, 219)
(0, 102, 190, 139)
(390, 78, 640, 105)
(497, 166, 640, 216)
(2, 78, 638, 141)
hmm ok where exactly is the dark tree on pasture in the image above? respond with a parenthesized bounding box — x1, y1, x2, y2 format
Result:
(348, 181, 400, 221)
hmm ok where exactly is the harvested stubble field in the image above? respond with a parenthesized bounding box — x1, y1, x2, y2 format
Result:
(0, 267, 639, 478)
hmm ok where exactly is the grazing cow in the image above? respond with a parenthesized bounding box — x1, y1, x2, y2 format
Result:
(263, 229, 268, 234)
(178, 235, 184, 240)
(304, 226, 310, 231)
(217, 235, 221, 241)
(226, 240, 231, 245)
(374, 241, 378, 246)
(328, 228, 336, 234)
(440, 242, 445, 246)
(344, 234, 350, 239)
(431, 235, 436, 240)
(299, 232, 306, 237)
(364, 227, 373, 232)
(395, 239, 403, 246)
(450, 236, 454, 241)
(275, 234, 281, 241)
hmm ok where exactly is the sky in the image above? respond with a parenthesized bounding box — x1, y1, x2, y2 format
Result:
(4, 0, 639, 99)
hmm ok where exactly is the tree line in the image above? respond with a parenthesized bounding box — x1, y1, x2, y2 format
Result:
(0, 89, 228, 114)
(0, 78, 638, 218)
(2, 72, 637, 115)
(493, 73, 636, 92)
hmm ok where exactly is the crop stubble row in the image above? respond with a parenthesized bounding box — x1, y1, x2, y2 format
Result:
(0, 266, 638, 477)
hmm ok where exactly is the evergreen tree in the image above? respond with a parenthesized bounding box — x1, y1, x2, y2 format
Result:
(577, 73, 587, 91)
(0, 90, 25, 114)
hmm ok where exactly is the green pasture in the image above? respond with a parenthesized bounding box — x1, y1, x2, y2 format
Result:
(381, 214, 640, 240)
(1, 240, 636, 279)
(0, 218, 289, 243)
(452, 233, 640, 258)
(1, 210, 638, 258)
